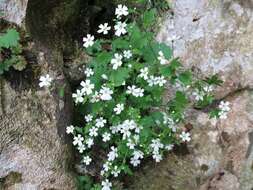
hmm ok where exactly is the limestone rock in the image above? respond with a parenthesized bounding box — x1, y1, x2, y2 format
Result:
(0, 0, 28, 26)
(157, 0, 253, 98)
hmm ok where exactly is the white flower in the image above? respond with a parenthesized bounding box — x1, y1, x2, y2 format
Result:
(192, 91, 204, 101)
(39, 74, 52, 88)
(179, 131, 191, 142)
(147, 75, 156, 86)
(111, 53, 123, 70)
(107, 146, 118, 161)
(66, 125, 74, 134)
(102, 162, 111, 174)
(110, 125, 121, 134)
(165, 144, 174, 151)
(102, 179, 112, 190)
(80, 79, 94, 95)
(91, 91, 100, 103)
(114, 103, 124, 115)
(139, 67, 149, 80)
(95, 117, 107, 128)
(73, 134, 84, 146)
(203, 85, 214, 93)
(158, 51, 167, 65)
(77, 143, 86, 153)
(167, 34, 180, 42)
(85, 138, 94, 148)
(102, 132, 111, 142)
(219, 101, 230, 112)
(123, 50, 132, 59)
(127, 140, 135, 149)
(148, 75, 166, 87)
(97, 23, 111, 34)
(114, 22, 127, 36)
(111, 166, 121, 177)
(150, 139, 164, 153)
(102, 74, 108, 80)
(218, 101, 231, 120)
(85, 114, 93, 123)
(115, 4, 129, 19)
(72, 89, 84, 104)
(156, 76, 167, 86)
(126, 85, 144, 97)
(83, 34, 95, 48)
(84, 68, 94, 77)
(100, 86, 113, 101)
(130, 148, 148, 163)
(83, 156, 92, 165)
(152, 153, 162, 162)
(89, 127, 98, 137)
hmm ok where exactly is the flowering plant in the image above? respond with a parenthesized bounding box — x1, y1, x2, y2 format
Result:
(64, 4, 230, 190)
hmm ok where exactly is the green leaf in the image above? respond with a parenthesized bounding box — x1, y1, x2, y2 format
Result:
(0, 29, 20, 49)
(143, 9, 157, 28)
(109, 68, 130, 86)
(178, 71, 192, 85)
(159, 43, 172, 59)
(112, 39, 129, 50)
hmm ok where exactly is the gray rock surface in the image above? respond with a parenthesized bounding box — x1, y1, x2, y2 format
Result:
(0, 0, 28, 26)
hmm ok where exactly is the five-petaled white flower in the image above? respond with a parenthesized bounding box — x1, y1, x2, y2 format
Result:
(111, 166, 120, 177)
(66, 125, 74, 134)
(83, 155, 92, 165)
(102, 132, 111, 142)
(98, 23, 111, 34)
(158, 51, 167, 65)
(39, 74, 52, 88)
(179, 131, 191, 142)
(101, 179, 112, 190)
(85, 114, 93, 123)
(100, 86, 113, 101)
(126, 85, 144, 97)
(123, 50, 132, 59)
(85, 138, 94, 148)
(80, 79, 94, 95)
(95, 117, 107, 128)
(114, 22, 127, 36)
(73, 134, 84, 146)
(139, 67, 149, 80)
(115, 4, 129, 19)
(83, 34, 95, 48)
(89, 127, 98, 137)
(111, 53, 123, 70)
(218, 101, 231, 119)
(113, 103, 124, 115)
(84, 68, 94, 77)
(77, 143, 86, 153)
(72, 89, 84, 104)
(108, 146, 118, 161)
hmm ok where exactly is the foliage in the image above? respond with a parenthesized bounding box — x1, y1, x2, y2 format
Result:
(0, 29, 26, 74)
(66, 2, 228, 190)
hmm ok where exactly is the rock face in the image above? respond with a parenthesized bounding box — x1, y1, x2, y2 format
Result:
(0, 0, 28, 26)
(0, 0, 79, 189)
(130, 0, 253, 190)
(0, 48, 76, 189)
(157, 0, 253, 98)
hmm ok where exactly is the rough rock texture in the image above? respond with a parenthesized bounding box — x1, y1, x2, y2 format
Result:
(0, 0, 79, 189)
(130, 0, 253, 190)
(157, 0, 253, 99)
(0, 47, 76, 189)
(0, 0, 28, 26)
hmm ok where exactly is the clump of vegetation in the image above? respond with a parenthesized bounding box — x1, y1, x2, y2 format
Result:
(0, 29, 26, 74)
(35, 1, 230, 189)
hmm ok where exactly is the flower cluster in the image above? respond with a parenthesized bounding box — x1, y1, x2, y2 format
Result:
(64, 4, 228, 190)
